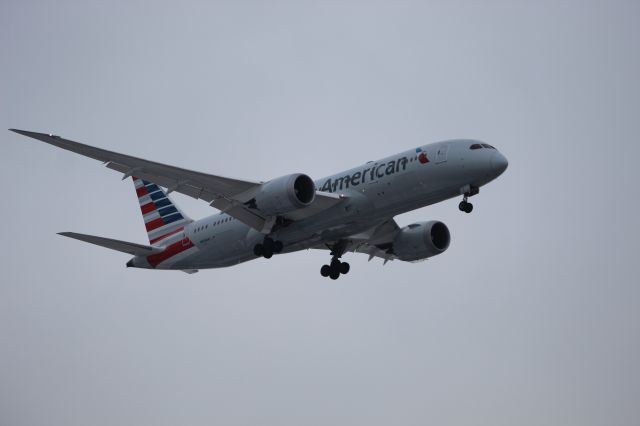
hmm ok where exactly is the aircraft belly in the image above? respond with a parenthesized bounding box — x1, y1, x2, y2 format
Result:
(179, 227, 253, 268)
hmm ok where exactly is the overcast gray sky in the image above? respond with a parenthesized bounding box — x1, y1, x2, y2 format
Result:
(1, 1, 639, 425)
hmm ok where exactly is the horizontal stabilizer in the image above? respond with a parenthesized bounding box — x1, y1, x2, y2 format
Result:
(58, 232, 163, 256)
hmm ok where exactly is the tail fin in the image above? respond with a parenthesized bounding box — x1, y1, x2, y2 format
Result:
(133, 177, 192, 244)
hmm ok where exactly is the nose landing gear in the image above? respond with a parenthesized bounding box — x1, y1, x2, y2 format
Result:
(253, 237, 284, 259)
(459, 185, 479, 214)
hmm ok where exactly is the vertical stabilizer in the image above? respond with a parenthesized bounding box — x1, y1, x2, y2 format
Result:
(132, 177, 192, 245)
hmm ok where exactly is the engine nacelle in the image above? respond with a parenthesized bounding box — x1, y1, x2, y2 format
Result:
(392, 221, 451, 262)
(253, 173, 316, 215)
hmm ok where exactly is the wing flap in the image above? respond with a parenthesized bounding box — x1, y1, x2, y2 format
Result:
(210, 197, 268, 230)
(311, 219, 400, 262)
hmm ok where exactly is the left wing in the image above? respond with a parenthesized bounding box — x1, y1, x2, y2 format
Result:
(10, 129, 343, 232)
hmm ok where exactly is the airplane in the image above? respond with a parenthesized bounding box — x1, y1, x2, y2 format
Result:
(9, 129, 508, 279)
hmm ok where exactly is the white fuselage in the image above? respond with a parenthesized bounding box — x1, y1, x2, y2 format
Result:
(132, 139, 508, 270)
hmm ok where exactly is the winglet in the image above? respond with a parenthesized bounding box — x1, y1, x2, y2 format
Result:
(9, 128, 57, 138)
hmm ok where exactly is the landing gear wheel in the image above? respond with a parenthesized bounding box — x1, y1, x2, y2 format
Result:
(320, 259, 350, 279)
(320, 241, 352, 279)
(320, 265, 331, 277)
(263, 238, 275, 252)
(256, 237, 283, 258)
(458, 186, 478, 214)
(459, 201, 473, 213)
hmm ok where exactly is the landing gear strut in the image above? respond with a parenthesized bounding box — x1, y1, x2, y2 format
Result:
(320, 241, 350, 280)
(458, 185, 479, 214)
(253, 237, 283, 259)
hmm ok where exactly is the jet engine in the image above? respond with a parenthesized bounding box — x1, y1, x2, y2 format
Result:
(252, 173, 316, 215)
(392, 221, 451, 261)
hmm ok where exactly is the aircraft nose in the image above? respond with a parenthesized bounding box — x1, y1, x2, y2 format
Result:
(491, 151, 509, 175)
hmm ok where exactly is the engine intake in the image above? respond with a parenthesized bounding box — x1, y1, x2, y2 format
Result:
(392, 221, 451, 262)
(253, 173, 316, 215)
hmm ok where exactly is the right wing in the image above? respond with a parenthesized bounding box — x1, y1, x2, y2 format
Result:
(10, 129, 344, 232)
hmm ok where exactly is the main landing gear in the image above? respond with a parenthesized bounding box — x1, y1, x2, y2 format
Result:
(320, 240, 350, 280)
(458, 185, 479, 214)
(320, 258, 350, 280)
(253, 237, 283, 259)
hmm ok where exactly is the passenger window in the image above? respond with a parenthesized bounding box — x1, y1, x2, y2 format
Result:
(470, 144, 482, 150)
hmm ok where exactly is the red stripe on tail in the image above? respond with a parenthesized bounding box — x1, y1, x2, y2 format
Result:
(140, 202, 155, 214)
(136, 186, 149, 197)
(145, 218, 165, 232)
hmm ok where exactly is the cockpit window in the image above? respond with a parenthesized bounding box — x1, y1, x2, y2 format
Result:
(470, 143, 497, 150)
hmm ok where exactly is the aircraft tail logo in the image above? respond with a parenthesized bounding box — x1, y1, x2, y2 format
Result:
(133, 177, 192, 245)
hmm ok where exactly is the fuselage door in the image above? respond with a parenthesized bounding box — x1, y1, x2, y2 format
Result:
(435, 144, 448, 163)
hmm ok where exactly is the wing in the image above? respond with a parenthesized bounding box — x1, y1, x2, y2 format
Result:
(10, 129, 343, 232)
